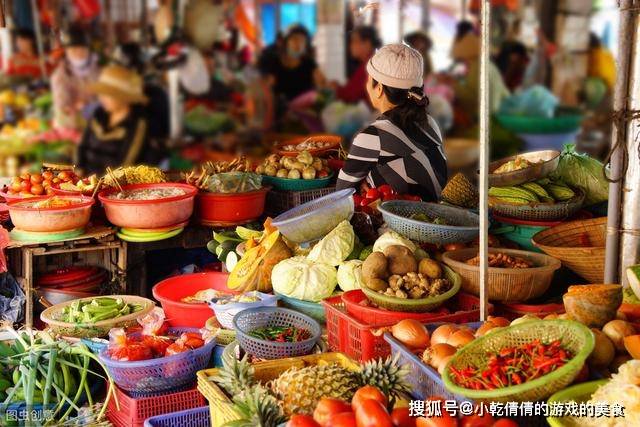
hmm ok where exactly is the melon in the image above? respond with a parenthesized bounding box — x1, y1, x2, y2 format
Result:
(227, 230, 292, 292)
(563, 284, 622, 328)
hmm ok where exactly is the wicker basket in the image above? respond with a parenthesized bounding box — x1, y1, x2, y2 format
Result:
(40, 295, 155, 338)
(197, 353, 358, 427)
(361, 266, 461, 312)
(442, 248, 561, 302)
(442, 320, 595, 402)
(276, 134, 342, 157)
(488, 188, 585, 221)
(265, 186, 336, 216)
(531, 217, 606, 283)
(378, 201, 479, 244)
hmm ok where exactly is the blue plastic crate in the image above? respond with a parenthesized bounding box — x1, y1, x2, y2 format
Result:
(144, 406, 210, 427)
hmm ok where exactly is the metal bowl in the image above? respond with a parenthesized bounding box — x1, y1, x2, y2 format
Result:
(486, 150, 561, 187)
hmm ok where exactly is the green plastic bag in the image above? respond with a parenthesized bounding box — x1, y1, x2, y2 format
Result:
(551, 144, 609, 206)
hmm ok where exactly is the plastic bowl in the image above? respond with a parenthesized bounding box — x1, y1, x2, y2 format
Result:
(0, 190, 35, 203)
(98, 183, 197, 229)
(8, 195, 94, 232)
(272, 188, 355, 243)
(195, 187, 269, 225)
(152, 272, 237, 328)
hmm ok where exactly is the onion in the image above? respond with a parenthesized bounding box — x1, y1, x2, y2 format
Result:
(588, 329, 615, 368)
(447, 329, 475, 348)
(391, 319, 430, 350)
(602, 320, 637, 352)
(431, 324, 459, 346)
(437, 354, 454, 376)
(475, 322, 497, 338)
(422, 343, 456, 370)
(487, 316, 510, 327)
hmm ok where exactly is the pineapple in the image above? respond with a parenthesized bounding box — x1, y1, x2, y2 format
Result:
(225, 385, 286, 427)
(213, 355, 256, 396)
(360, 355, 412, 406)
(270, 363, 360, 416)
(441, 173, 478, 208)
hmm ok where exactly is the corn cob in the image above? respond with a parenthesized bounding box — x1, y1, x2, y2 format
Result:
(544, 184, 575, 201)
(488, 186, 539, 202)
(521, 182, 554, 203)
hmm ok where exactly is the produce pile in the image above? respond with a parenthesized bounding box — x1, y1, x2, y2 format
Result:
(107, 187, 186, 200)
(102, 165, 167, 188)
(184, 156, 253, 190)
(279, 137, 335, 153)
(248, 326, 312, 343)
(465, 252, 533, 268)
(59, 297, 143, 323)
(106, 328, 205, 361)
(256, 152, 331, 180)
(4, 170, 86, 197)
(489, 179, 576, 205)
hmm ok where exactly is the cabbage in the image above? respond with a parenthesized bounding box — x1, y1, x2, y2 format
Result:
(551, 144, 609, 206)
(307, 220, 355, 267)
(337, 260, 364, 291)
(272, 256, 337, 302)
(373, 230, 417, 253)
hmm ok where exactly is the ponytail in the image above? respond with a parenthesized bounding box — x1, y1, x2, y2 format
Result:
(372, 79, 429, 130)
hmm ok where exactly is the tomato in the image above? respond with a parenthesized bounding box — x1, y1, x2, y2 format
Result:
(313, 397, 352, 426)
(443, 242, 466, 252)
(359, 197, 371, 207)
(391, 407, 415, 427)
(353, 195, 364, 207)
(165, 342, 188, 356)
(19, 173, 30, 181)
(351, 386, 387, 411)
(30, 184, 44, 195)
(58, 171, 71, 181)
(10, 182, 21, 192)
(491, 420, 518, 427)
(365, 188, 380, 200)
(42, 171, 54, 180)
(415, 397, 458, 427)
(20, 180, 31, 191)
(460, 413, 494, 427)
(287, 414, 321, 427)
(378, 185, 393, 197)
(30, 174, 43, 184)
(354, 399, 393, 427)
(327, 412, 356, 427)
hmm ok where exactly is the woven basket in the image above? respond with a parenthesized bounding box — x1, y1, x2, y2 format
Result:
(378, 201, 479, 244)
(40, 295, 155, 338)
(276, 134, 342, 157)
(531, 217, 606, 283)
(442, 320, 594, 402)
(442, 248, 561, 302)
(489, 188, 585, 221)
(361, 266, 461, 312)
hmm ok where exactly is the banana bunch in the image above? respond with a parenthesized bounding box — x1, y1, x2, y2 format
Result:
(206, 226, 264, 272)
(489, 179, 575, 205)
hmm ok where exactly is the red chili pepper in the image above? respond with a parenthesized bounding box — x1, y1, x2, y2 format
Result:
(511, 373, 523, 385)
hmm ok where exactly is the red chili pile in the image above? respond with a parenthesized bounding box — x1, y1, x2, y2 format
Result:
(353, 185, 421, 213)
(107, 327, 206, 361)
(449, 339, 573, 390)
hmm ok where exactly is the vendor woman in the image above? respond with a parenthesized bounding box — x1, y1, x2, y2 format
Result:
(77, 65, 150, 174)
(336, 44, 447, 201)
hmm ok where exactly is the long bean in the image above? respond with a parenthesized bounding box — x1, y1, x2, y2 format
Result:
(43, 349, 57, 408)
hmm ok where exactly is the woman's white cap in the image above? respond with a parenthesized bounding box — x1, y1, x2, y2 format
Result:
(366, 43, 424, 89)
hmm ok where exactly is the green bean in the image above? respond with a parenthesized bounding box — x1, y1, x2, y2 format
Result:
(60, 354, 89, 421)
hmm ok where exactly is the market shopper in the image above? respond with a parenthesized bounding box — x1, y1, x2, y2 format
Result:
(5, 28, 43, 79)
(404, 31, 433, 77)
(51, 26, 100, 130)
(336, 44, 447, 202)
(77, 65, 151, 174)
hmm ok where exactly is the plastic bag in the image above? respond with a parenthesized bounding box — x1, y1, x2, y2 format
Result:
(0, 272, 25, 323)
(499, 85, 559, 118)
(206, 172, 262, 193)
(551, 144, 609, 206)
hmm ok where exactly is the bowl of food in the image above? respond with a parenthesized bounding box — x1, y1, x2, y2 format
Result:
(8, 195, 94, 232)
(276, 134, 341, 157)
(256, 151, 334, 191)
(98, 183, 197, 229)
(1, 170, 82, 200)
(209, 292, 279, 329)
(488, 150, 560, 187)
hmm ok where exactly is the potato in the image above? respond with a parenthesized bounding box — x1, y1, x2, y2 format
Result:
(366, 278, 389, 292)
(383, 245, 418, 275)
(362, 252, 389, 280)
(419, 259, 442, 279)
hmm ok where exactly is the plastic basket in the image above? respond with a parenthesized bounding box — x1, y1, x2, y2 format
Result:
(106, 386, 206, 427)
(272, 188, 355, 243)
(99, 327, 215, 397)
(197, 353, 358, 427)
(488, 189, 585, 222)
(264, 186, 336, 217)
(442, 320, 595, 402)
(322, 292, 488, 362)
(546, 380, 607, 427)
(144, 406, 210, 427)
(209, 292, 279, 329)
(378, 201, 479, 244)
(275, 292, 327, 323)
(233, 307, 321, 360)
(442, 248, 561, 302)
(261, 172, 333, 191)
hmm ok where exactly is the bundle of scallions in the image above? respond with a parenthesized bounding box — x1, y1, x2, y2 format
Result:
(0, 327, 116, 425)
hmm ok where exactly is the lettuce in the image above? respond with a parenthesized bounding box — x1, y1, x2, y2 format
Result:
(337, 260, 364, 292)
(307, 220, 355, 267)
(272, 256, 337, 302)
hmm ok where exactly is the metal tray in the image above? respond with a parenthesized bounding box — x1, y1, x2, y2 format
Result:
(486, 150, 561, 187)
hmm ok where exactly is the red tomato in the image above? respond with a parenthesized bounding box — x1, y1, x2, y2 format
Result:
(327, 412, 357, 427)
(391, 407, 416, 427)
(318, 169, 329, 178)
(313, 398, 352, 426)
(359, 198, 370, 207)
(351, 386, 387, 411)
(355, 399, 393, 427)
(30, 174, 43, 184)
(353, 195, 363, 207)
(30, 184, 44, 195)
(19, 173, 30, 181)
(42, 171, 54, 180)
(287, 414, 321, 427)
(365, 188, 380, 200)
(10, 182, 21, 192)
(492, 420, 518, 427)
(460, 413, 494, 427)
(378, 185, 393, 197)
(20, 180, 31, 191)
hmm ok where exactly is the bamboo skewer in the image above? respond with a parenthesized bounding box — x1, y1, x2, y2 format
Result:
(106, 167, 124, 193)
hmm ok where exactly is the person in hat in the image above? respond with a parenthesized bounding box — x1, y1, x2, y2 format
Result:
(51, 25, 100, 130)
(77, 65, 150, 174)
(336, 44, 447, 202)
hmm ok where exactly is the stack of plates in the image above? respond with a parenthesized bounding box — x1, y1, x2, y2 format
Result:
(10, 227, 85, 243)
(116, 220, 187, 242)
(37, 266, 107, 305)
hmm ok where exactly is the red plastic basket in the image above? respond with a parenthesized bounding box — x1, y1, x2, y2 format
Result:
(106, 386, 206, 427)
(322, 292, 488, 362)
(495, 301, 565, 321)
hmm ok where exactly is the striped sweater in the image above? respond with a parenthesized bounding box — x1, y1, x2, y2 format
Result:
(336, 116, 447, 201)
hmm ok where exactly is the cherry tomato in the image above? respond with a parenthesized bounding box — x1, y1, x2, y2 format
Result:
(30, 184, 44, 195)
(313, 397, 352, 426)
(42, 171, 54, 180)
(327, 412, 356, 427)
(354, 399, 393, 427)
(365, 188, 380, 200)
(20, 180, 31, 191)
(359, 198, 370, 207)
(10, 182, 21, 192)
(287, 414, 321, 427)
(460, 413, 494, 427)
(30, 174, 43, 184)
(351, 386, 387, 412)
(391, 407, 416, 427)
(378, 185, 393, 197)
(353, 195, 363, 207)
(492, 420, 518, 427)
(43, 179, 52, 188)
